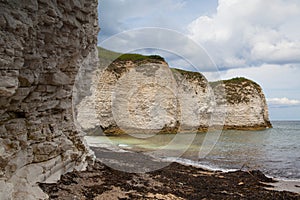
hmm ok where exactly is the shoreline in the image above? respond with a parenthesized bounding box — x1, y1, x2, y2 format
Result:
(97, 124, 272, 136)
(85, 135, 300, 181)
(40, 147, 300, 199)
(267, 179, 300, 194)
(163, 157, 300, 194)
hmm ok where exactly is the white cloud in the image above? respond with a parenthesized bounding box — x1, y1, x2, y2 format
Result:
(267, 97, 300, 107)
(187, 0, 300, 68)
(100, 28, 217, 72)
(203, 64, 300, 90)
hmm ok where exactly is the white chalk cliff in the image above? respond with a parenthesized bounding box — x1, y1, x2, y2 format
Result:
(76, 50, 271, 135)
(212, 78, 272, 130)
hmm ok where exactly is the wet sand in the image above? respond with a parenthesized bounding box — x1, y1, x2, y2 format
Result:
(266, 179, 300, 194)
(40, 147, 300, 200)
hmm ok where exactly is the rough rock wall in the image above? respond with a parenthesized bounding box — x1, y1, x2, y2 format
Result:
(99, 60, 181, 134)
(0, 0, 99, 199)
(171, 69, 214, 131)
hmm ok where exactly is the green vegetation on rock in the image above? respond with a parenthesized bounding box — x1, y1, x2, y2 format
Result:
(98, 46, 121, 61)
(210, 77, 263, 104)
(97, 47, 165, 62)
(171, 68, 201, 77)
(117, 54, 165, 62)
(171, 68, 206, 82)
(210, 77, 261, 91)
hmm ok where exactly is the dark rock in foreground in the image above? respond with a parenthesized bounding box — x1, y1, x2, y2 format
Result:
(40, 148, 300, 200)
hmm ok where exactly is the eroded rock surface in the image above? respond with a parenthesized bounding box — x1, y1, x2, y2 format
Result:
(0, 0, 99, 199)
(212, 78, 272, 130)
(77, 54, 271, 135)
(76, 57, 215, 135)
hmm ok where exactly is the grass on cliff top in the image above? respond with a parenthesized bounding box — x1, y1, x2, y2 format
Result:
(209, 77, 262, 97)
(97, 47, 165, 62)
(210, 77, 261, 88)
(98, 46, 121, 60)
(210, 77, 263, 104)
(171, 68, 205, 80)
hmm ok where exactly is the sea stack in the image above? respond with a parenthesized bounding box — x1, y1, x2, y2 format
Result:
(211, 78, 272, 130)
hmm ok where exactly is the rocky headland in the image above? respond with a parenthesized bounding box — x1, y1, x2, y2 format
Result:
(76, 48, 272, 135)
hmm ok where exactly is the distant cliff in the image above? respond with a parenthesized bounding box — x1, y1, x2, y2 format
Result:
(76, 48, 272, 135)
(211, 78, 272, 130)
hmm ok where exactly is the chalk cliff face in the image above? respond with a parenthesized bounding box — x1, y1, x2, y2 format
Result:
(76, 53, 217, 135)
(77, 51, 271, 135)
(171, 69, 215, 131)
(212, 78, 272, 130)
(0, 0, 99, 199)
(98, 60, 179, 134)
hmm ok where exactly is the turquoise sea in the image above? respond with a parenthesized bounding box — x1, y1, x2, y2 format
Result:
(86, 121, 300, 180)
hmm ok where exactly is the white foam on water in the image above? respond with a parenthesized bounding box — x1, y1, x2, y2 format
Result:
(161, 157, 300, 194)
(160, 157, 238, 172)
(266, 179, 300, 194)
(84, 136, 129, 152)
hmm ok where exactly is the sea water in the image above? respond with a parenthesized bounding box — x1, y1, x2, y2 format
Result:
(85, 121, 300, 180)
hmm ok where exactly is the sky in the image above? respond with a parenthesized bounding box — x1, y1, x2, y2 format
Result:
(97, 0, 300, 120)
